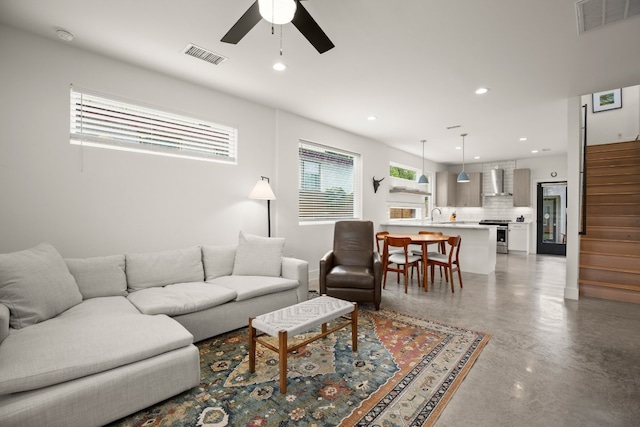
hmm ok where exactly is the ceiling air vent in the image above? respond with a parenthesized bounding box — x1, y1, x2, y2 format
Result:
(183, 44, 228, 65)
(576, 0, 640, 34)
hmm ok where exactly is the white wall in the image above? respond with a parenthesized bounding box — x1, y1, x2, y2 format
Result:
(274, 109, 444, 279)
(0, 25, 428, 279)
(581, 85, 640, 145)
(0, 25, 280, 257)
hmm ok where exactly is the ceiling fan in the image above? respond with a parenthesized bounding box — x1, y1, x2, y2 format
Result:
(221, 0, 335, 54)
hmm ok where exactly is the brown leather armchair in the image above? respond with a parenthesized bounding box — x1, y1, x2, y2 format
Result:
(319, 220, 382, 310)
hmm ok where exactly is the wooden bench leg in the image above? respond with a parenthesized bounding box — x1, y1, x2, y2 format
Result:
(249, 317, 256, 373)
(351, 303, 358, 352)
(279, 330, 288, 394)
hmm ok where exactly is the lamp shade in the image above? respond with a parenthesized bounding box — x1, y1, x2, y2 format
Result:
(258, 0, 297, 24)
(418, 174, 429, 184)
(457, 171, 470, 183)
(249, 179, 276, 200)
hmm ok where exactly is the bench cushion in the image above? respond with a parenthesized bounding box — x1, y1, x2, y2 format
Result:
(0, 296, 193, 394)
(127, 282, 237, 316)
(209, 275, 299, 302)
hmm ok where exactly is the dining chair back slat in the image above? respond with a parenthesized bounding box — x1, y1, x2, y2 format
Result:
(427, 235, 463, 292)
(382, 236, 421, 293)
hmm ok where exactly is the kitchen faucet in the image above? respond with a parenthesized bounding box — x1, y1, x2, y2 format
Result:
(430, 207, 442, 221)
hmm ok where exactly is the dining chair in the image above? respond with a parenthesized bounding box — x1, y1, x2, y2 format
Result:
(382, 236, 421, 293)
(427, 235, 463, 292)
(412, 231, 446, 280)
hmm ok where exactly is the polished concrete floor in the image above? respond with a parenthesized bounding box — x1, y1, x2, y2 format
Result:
(362, 253, 640, 427)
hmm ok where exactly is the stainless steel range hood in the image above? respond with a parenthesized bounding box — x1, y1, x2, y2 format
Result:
(483, 169, 512, 196)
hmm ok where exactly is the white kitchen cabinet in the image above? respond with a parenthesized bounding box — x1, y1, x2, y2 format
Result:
(508, 223, 529, 253)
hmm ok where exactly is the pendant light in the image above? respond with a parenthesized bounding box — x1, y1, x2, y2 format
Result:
(418, 139, 429, 184)
(457, 133, 470, 183)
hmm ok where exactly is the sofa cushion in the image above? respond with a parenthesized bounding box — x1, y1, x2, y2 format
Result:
(0, 304, 9, 345)
(232, 231, 285, 277)
(0, 296, 193, 395)
(209, 275, 299, 302)
(0, 243, 82, 329)
(126, 282, 237, 316)
(65, 255, 127, 299)
(126, 246, 204, 291)
(202, 245, 237, 280)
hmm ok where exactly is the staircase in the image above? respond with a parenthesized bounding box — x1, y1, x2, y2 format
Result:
(579, 140, 640, 303)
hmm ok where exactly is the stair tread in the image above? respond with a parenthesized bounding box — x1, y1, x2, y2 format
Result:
(579, 264, 640, 274)
(580, 250, 640, 257)
(579, 279, 640, 291)
(580, 236, 640, 243)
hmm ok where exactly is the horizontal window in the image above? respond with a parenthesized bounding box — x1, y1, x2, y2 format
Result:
(298, 140, 361, 223)
(70, 87, 238, 163)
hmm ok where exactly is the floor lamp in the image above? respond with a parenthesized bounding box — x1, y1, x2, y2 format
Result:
(248, 176, 276, 237)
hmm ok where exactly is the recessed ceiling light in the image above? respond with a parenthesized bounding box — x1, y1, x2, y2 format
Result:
(455, 146, 462, 150)
(56, 29, 74, 42)
(531, 150, 539, 153)
(519, 137, 527, 141)
(272, 62, 287, 71)
(474, 156, 481, 159)
(367, 115, 377, 121)
(475, 87, 489, 95)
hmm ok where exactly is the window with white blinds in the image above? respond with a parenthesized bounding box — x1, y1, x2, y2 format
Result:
(298, 140, 361, 222)
(70, 87, 238, 164)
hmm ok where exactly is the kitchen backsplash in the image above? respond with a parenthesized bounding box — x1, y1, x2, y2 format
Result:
(432, 160, 534, 223)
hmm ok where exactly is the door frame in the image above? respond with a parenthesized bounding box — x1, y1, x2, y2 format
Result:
(536, 181, 567, 256)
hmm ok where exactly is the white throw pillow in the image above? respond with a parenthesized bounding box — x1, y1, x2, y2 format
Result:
(65, 255, 128, 299)
(0, 243, 83, 329)
(202, 245, 237, 280)
(232, 231, 285, 277)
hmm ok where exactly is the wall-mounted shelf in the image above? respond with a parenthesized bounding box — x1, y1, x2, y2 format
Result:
(389, 187, 431, 195)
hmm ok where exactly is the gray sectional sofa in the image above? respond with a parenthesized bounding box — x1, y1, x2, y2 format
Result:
(0, 232, 309, 427)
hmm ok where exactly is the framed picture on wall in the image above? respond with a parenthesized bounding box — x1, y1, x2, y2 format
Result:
(592, 88, 622, 113)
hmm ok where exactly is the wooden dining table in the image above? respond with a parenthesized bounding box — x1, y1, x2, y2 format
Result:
(383, 233, 451, 292)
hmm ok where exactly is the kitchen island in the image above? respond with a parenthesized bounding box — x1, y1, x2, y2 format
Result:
(380, 221, 497, 275)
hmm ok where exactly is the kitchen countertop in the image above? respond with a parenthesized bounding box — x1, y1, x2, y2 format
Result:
(381, 222, 497, 274)
(380, 220, 495, 230)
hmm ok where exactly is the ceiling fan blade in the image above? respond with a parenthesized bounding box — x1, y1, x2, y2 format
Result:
(221, 1, 262, 44)
(291, 1, 335, 54)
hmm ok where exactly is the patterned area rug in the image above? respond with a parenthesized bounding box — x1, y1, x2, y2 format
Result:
(110, 309, 489, 427)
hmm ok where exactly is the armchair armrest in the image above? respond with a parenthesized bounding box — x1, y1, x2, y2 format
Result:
(319, 251, 335, 294)
(282, 257, 309, 302)
(373, 251, 382, 278)
(0, 303, 9, 345)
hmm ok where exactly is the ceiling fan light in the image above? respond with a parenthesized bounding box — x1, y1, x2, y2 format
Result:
(457, 171, 470, 183)
(258, 0, 297, 25)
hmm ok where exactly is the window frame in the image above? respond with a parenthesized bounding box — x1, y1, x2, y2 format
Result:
(298, 140, 362, 224)
(387, 161, 431, 221)
(70, 86, 238, 164)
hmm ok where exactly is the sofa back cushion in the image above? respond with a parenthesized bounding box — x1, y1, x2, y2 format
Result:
(65, 255, 127, 299)
(0, 303, 9, 345)
(202, 245, 237, 280)
(0, 243, 83, 329)
(126, 246, 204, 291)
(232, 231, 285, 277)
